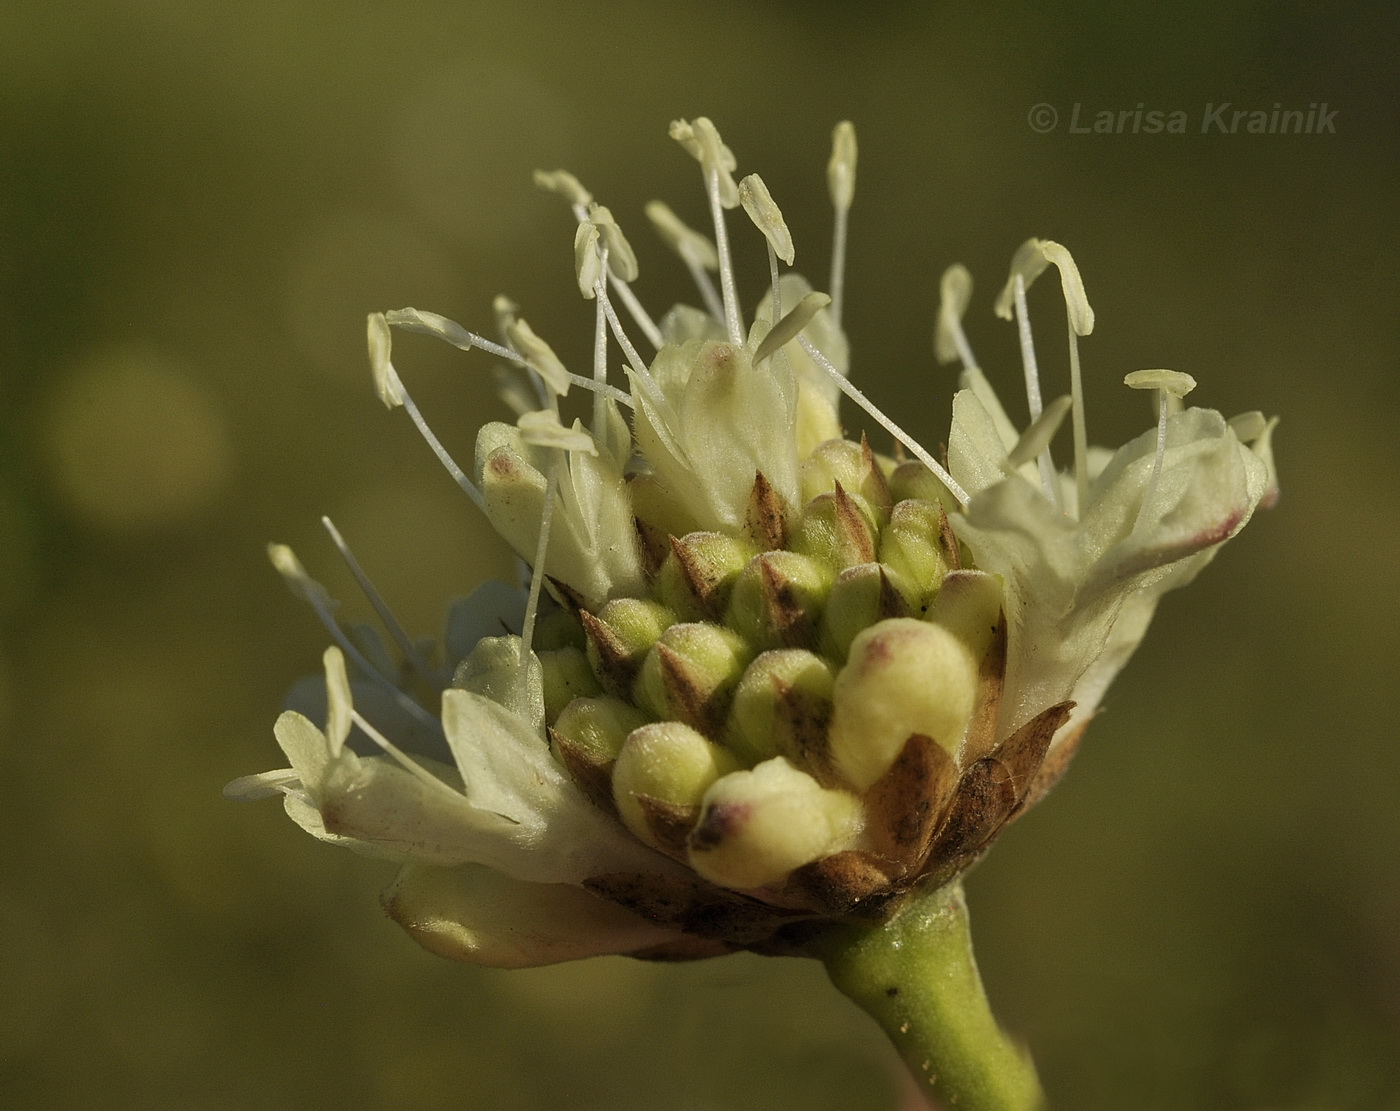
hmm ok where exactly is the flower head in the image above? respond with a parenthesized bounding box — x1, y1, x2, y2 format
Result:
(228, 119, 1277, 967)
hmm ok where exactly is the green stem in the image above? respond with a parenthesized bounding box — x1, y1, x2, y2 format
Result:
(813, 880, 1044, 1111)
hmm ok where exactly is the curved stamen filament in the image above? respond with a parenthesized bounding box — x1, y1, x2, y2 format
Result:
(321, 517, 442, 689)
(269, 546, 444, 735)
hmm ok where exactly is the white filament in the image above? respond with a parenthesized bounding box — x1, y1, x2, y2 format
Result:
(706, 166, 744, 345)
(321, 517, 441, 688)
(829, 201, 849, 329)
(1012, 274, 1060, 508)
(798, 336, 969, 507)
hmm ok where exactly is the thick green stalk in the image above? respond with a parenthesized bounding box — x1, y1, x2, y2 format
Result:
(814, 880, 1044, 1111)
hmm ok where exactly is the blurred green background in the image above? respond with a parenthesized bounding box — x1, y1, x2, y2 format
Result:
(3, 1, 1397, 1108)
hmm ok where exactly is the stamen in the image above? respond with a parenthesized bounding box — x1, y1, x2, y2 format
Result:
(1005, 395, 1073, 470)
(827, 122, 857, 329)
(670, 118, 744, 344)
(934, 264, 978, 371)
(645, 200, 725, 323)
(798, 335, 970, 507)
(707, 166, 744, 345)
(755, 291, 831, 366)
(739, 174, 795, 265)
(1124, 369, 1196, 529)
(587, 202, 663, 350)
(1011, 274, 1061, 508)
(321, 517, 441, 688)
(268, 543, 444, 735)
(367, 314, 486, 514)
(1038, 242, 1095, 519)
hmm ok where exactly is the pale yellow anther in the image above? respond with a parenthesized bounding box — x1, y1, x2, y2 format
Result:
(994, 239, 1095, 335)
(1124, 369, 1197, 398)
(574, 222, 602, 299)
(935, 264, 974, 365)
(645, 201, 719, 270)
(586, 203, 640, 283)
(738, 174, 794, 265)
(533, 168, 593, 208)
(1006, 394, 1073, 469)
(1039, 242, 1095, 336)
(366, 313, 405, 409)
(267, 543, 333, 611)
(752, 291, 832, 365)
(994, 240, 1051, 321)
(516, 410, 598, 455)
(505, 317, 570, 397)
(669, 117, 740, 208)
(321, 645, 352, 758)
(827, 121, 857, 211)
(493, 295, 519, 333)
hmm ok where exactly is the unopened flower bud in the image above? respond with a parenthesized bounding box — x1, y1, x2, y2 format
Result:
(820, 562, 914, 662)
(612, 721, 739, 850)
(879, 499, 951, 612)
(635, 622, 751, 734)
(888, 460, 960, 513)
(725, 550, 832, 651)
(828, 618, 978, 790)
(726, 649, 835, 769)
(688, 758, 862, 890)
(539, 646, 603, 722)
(791, 485, 880, 571)
(582, 598, 675, 696)
(801, 438, 892, 517)
(925, 569, 1003, 664)
(655, 532, 757, 621)
(549, 695, 648, 803)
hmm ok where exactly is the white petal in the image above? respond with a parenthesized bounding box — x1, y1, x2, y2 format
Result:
(440, 689, 680, 883)
(383, 863, 682, 969)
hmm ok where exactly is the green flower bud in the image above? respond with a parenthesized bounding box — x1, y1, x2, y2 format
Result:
(725, 550, 832, 651)
(551, 695, 648, 767)
(539, 646, 603, 722)
(634, 622, 752, 735)
(654, 531, 757, 621)
(888, 459, 960, 514)
(582, 598, 675, 696)
(828, 618, 978, 790)
(819, 562, 914, 662)
(726, 649, 835, 769)
(800, 437, 892, 519)
(612, 721, 739, 851)
(688, 757, 863, 890)
(790, 485, 879, 572)
(925, 569, 1004, 664)
(879, 499, 951, 613)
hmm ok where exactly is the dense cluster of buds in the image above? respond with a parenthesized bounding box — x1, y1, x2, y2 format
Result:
(228, 118, 1277, 968)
